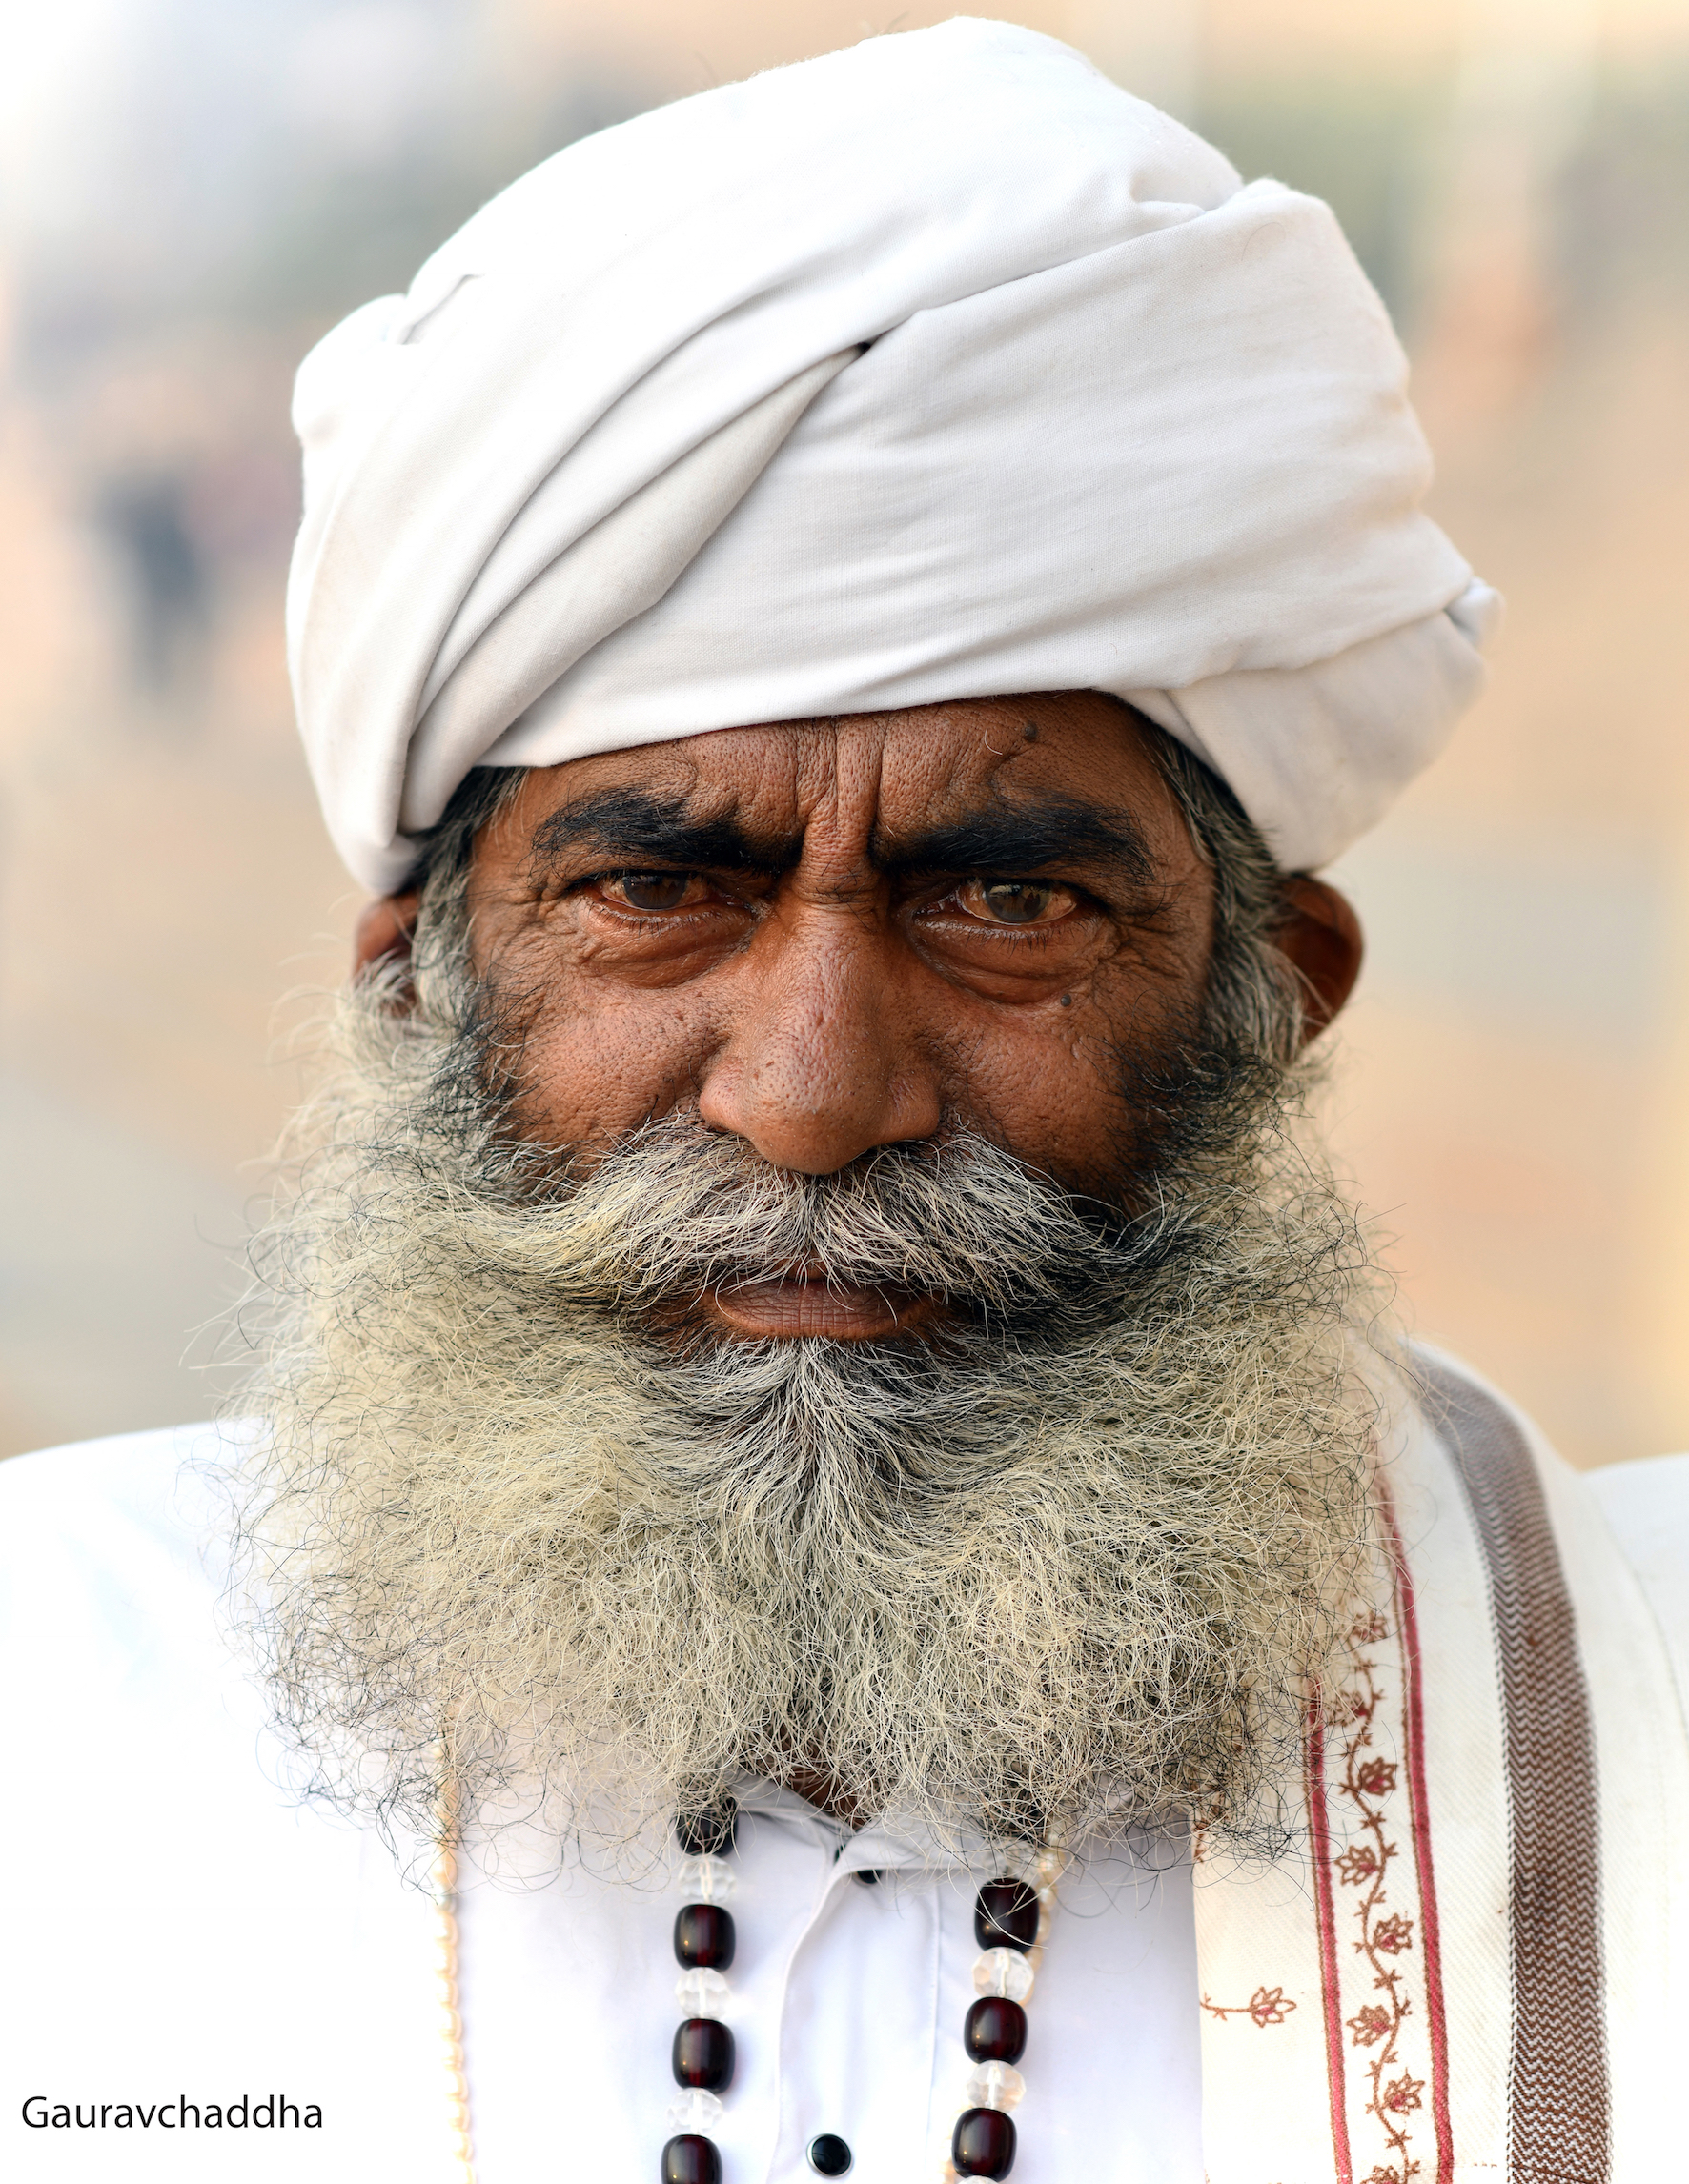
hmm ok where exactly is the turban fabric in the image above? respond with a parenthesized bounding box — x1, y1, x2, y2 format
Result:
(287, 17, 1497, 892)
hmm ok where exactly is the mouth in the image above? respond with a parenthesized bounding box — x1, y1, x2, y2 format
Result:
(702, 1272, 942, 1342)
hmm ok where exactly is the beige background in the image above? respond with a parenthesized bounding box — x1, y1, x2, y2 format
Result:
(2, 0, 1686, 1464)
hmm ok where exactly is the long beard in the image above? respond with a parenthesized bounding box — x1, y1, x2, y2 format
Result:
(227, 971, 1387, 1857)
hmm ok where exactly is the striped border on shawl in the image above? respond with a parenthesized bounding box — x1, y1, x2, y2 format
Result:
(1421, 1357, 1611, 2182)
(1377, 1472, 1455, 2179)
(1303, 1703, 1355, 2184)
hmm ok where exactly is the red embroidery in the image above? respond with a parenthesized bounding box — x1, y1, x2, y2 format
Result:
(1306, 1474, 1455, 2184)
(1329, 1608, 1423, 2180)
(1375, 1476, 1455, 2181)
(1201, 1984, 1298, 2027)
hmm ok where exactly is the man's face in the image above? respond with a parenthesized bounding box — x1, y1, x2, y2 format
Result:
(454, 693, 1215, 1341)
(271, 693, 1372, 1841)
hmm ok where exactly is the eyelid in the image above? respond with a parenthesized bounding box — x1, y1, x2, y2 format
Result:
(582, 866, 767, 912)
(946, 876, 1082, 914)
(585, 862, 694, 881)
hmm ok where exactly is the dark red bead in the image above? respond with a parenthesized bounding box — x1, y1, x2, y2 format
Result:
(952, 2107, 1016, 2178)
(674, 1800, 739, 1856)
(964, 1996, 1028, 2063)
(674, 1902, 736, 1970)
(672, 2016, 736, 2092)
(661, 2134, 722, 2184)
(973, 1879, 1039, 1953)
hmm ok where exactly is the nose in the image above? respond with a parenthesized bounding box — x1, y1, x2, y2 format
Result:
(697, 909, 943, 1174)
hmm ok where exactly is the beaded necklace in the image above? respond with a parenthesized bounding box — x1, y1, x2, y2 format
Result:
(429, 1779, 478, 2184)
(431, 1793, 1063, 2183)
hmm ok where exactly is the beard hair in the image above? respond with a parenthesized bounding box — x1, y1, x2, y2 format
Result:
(225, 940, 1390, 1863)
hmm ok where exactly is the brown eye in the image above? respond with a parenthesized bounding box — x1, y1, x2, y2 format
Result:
(959, 878, 1069, 926)
(605, 872, 702, 912)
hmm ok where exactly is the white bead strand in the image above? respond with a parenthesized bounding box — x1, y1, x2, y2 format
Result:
(430, 1781, 478, 2184)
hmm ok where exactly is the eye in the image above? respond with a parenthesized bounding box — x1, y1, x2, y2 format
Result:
(600, 872, 708, 912)
(955, 877, 1076, 926)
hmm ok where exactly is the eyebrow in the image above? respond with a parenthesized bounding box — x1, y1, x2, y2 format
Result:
(874, 797, 1158, 885)
(527, 785, 1158, 884)
(529, 789, 799, 873)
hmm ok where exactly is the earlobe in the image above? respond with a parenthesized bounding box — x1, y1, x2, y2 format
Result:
(1274, 878, 1364, 1046)
(352, 891, 421, 1004)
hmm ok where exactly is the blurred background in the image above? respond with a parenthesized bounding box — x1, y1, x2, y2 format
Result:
(1, 0, 1686, 1466)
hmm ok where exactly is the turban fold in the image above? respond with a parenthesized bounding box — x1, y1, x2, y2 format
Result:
(287, 17, 1497, 892)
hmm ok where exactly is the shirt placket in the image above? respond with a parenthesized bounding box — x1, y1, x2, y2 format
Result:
(756, 1829, 946, 2183)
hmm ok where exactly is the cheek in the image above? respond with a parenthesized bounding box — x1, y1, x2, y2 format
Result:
(933, 1010, 1127, 1188)
(490, 971, 725, 1146)
(946, 969, 1201, 1193)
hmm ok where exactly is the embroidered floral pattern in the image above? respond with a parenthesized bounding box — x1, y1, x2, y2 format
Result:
(1200, 1984, 1298, 2026)
(1326, 1609, 1424, 2182)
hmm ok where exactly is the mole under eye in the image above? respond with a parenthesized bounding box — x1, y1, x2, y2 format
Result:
(958, 877, 1073, 926)
(603, 872, 704, 912)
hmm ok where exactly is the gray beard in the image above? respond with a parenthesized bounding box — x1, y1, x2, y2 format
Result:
(227, 970, 1387, 1859)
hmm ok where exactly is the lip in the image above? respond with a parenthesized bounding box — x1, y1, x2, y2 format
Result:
(704, 1274, 939, 1342)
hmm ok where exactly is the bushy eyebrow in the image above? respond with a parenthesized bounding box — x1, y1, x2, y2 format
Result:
(529, 788, 799, 873)
(528, 784, 1158, 884)
(873, 797, 1158, 885)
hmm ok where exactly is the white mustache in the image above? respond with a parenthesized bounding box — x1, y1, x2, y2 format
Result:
(481, 1113, 1127, 1317)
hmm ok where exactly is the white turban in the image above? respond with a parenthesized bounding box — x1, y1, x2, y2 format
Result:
(287, 17, 1497, 893)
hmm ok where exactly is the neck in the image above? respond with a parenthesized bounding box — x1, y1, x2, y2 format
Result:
(783, 1764, 868, 1830)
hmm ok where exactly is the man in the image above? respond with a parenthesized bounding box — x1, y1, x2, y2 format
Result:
(4, 21, 1686, 2184)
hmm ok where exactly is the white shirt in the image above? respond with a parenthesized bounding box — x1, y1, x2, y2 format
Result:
(0, 1427, 1203, 2183)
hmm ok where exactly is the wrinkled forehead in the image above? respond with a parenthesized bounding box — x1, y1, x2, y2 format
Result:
(478, 695, 1194, 873)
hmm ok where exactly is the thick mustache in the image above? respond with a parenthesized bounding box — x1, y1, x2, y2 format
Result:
(492, 1117, 1123, 1312)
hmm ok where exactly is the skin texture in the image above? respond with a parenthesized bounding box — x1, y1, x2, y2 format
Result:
(354, 693, 1362, 1340)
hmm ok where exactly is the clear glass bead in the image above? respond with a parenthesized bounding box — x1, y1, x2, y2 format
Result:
(675, 1966, 731, 2019)
(972, 1947, 1035, 2002)
(679, 1854, 737, 1904)
(965, 2061, 1026, 2112)
(665, 2088, 724, 2132)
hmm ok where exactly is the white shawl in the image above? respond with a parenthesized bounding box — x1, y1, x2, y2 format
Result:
(1195, 1352, 1687, 2180)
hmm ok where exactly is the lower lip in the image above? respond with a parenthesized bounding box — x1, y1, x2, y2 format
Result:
(705, 1278, 937, 1342)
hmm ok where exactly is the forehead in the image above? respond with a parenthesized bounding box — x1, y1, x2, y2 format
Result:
(486, 693, 1194, 859)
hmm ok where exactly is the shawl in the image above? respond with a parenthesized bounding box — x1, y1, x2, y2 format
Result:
(1195, 1350, 1687, 2180)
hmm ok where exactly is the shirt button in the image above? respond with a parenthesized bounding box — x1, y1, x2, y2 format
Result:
(806, 2133, 854, 2175)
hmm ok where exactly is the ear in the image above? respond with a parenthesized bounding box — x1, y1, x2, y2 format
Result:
(1274, 877, 1364, 1045)
(352, 890, 421, 1002)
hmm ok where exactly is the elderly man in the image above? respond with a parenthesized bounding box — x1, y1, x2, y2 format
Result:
(5, 21, 1687, 2184)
